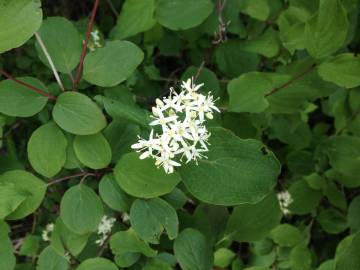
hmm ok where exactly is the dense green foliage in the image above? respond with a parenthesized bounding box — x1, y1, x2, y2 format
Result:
(0, 0, 360, 269)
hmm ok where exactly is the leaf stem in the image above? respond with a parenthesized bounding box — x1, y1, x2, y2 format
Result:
(47, 172, 96, 186)
(35, 32, 66, 92)
(74, 0, 100, 89)
(265, 63, 317, 97)
(0, 69, 57, 100)
(106, 0, 119, 17)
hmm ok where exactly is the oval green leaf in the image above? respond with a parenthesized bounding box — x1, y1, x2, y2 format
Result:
(156, 0, 213, 30)
(83, 40, 144, 87)
(99, 174, 133, 212)
(76, 258, 118, 270)
(74, 133, 112, 169)
(130, 198, 178, 244)
(52, 92, 107, 135)
(179, 127, 281, 206)
(0, 77, 48, 117)
(37, 246, 69, 270)
(0, 170, 46, 220)
(225, 192, 281, 242)
(174, 228, 213, 270)
(28, 122, 68, 178)
(114, 152, 181, 198)
(111, 0, 156, 39)
(0, 0, 42, 53)
(36, 16, 82, 73)
(60, 184, 103, 234)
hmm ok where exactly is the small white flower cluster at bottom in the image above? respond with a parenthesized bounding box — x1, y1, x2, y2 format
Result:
(277, 190, 293, 215)
(42, 223, 54, 242)
(131, 77, 220, 174)
(95, 215, 116, 246)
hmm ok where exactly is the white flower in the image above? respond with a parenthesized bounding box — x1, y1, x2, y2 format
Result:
(88, 29, 102, 51)
(131, 77, 220, 173)
(95, 215, 116, 246)
(42, 223, 54, 242)
(277, 190, 293, 215)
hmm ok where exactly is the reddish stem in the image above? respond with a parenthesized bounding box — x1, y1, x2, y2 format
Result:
(47, 172, 96, 186)
(74, 0, 100, 89)
(265, 63, 317, 97)
(0, 69, 57, 100)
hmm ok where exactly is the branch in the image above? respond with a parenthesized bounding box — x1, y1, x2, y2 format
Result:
(47, 172, 96, 186)
(106, 0, 119, 17)
(265, 63, 317, 97)
(74, 0, 100, 89)
(0, 70, 57, 100)
(35, 32, 65, 92)
(194, 61, 206, 82)
(213, 0, 227, 44)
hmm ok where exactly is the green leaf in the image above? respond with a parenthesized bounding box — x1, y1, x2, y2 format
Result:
(51, 218, 89, 256)
(0, 181, 27, 219)
(227, 72, 290, 113)
(83, 40, 144, 87)
(305, 0, 349, 59)
(0, 0, 42, 53)
(104, 121, 140, 162)
(111, 0, 156, 39)
(163, 187, 188, 210)
(214, 248, 236, 268)
(318, 260, 336, 270)
(318, 53, 360, 88)
(156, 0, 213, 30)
(60, 184, 103, 234)
(277, 6, 311, 54)
(215, 40, 259, 78)
(0, 77, 48, 117)
(270, 224, 303, 247)
(225, 192, 281, 242)
(241, 29, 280, 58)
(237, 0, 270, 21)
(102, 97, 151, 129)
(73, 133, 112, 169)
(324, 136, 360, 178)
(348, 196, 360, 233)
(36, 246, 69, 270)
(0, 221, 16, 270)
(99, 174, 133, 212)
(0, 170, 46, 220)
(317, 208, 348, 234)
(114, 152, 181, 198)
(336, 232, 360, 270)
(290, 243, 312, 270)
(76, 258, 118, 270)
(53, 92, 107, 135)
(179, 128, 281, 206)
(194, 204, 229, 245)
(174, 228, 213, 270)
(36, 17, 82, 73)
(110, 228, 157, 267)
(142, 258, 173, 270)
(288, 180, 322, 215)
(130, 198, 178, 244)
(19, 234, 40, 257)
(63, 135, 82, 170)
(28, 122, 68, 178)
(266, 59, 337, 114)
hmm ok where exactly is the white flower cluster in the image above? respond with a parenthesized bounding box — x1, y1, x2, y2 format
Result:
(131, 78, 220, 174)
(95, 215, 116, 246)
(42, 223, 54, 242)
(277, 190, 293, 215)
(89, 29, 102, 51)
